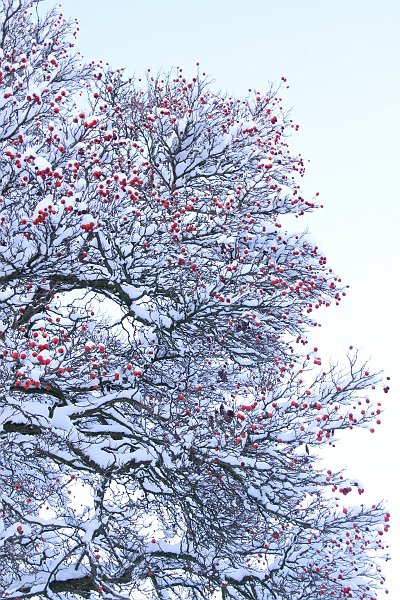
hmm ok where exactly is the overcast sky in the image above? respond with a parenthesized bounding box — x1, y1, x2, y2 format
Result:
(44, 0, 400, 594)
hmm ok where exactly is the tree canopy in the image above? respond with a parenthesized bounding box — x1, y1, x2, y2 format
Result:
(0, 1, 390, 598)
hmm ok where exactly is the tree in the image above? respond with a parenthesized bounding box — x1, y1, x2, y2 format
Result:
(0, 1, 390, 598)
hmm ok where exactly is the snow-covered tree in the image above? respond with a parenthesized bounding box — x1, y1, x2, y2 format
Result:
(0, 1, 390, 598)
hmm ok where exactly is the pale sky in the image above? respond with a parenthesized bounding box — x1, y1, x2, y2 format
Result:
(44, 0, 400, 595)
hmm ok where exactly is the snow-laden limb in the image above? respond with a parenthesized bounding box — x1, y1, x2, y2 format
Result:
(0, 3, 390, 599)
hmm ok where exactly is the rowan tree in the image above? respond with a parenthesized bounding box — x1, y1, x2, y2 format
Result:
(0, 1, 390, 599)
